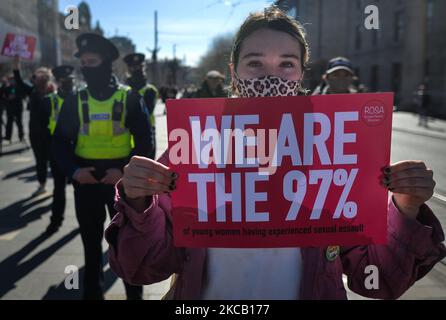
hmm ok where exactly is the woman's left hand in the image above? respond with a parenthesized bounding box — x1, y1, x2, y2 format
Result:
(382, 161, 436, 219)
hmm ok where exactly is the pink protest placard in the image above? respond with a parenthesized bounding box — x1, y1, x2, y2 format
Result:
(1, 33, 37, 60)
(167, 93, 393, 248)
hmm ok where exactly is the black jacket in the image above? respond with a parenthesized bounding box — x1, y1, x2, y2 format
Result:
(13, 69, 50, 133)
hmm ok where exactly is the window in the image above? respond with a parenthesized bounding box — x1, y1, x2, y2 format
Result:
(354, 67, 361, 79)
(427, 0, 434, 32)
(370, 65, 379, 92)
(394, 11, 404, 43)
(391, 63, 402, 102)
(355, 25, 362, 50)
(372, 30, 378, 46)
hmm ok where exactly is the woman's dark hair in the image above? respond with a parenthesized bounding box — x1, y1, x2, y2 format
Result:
(231, 6, 310, 72)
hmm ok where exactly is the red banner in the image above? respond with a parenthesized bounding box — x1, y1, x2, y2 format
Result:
(167, 93, 393, 248)
(1, 33, 37, 60)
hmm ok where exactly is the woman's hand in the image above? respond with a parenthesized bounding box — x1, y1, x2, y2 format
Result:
(382, 161, 435, 219)
(12, 55, 20, 70)
(122, 156, 178, 211)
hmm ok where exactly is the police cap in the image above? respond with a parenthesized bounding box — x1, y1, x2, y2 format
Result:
(123, 53, 146, 66)
(74, 33, 119, 61)
(52, 65, 74, 80)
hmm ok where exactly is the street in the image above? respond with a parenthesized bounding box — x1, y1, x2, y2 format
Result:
(0, 107, 445, 300)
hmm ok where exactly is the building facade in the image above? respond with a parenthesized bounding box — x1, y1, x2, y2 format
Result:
(276, 0, 446, 117)
(0, 0, 44, 75)
(1, 1, 103, 78)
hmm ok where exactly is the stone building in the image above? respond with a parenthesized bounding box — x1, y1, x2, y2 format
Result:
(0, 0, 45, 75)
(0, 1, 103, 78)
(276, 0, 446, 117)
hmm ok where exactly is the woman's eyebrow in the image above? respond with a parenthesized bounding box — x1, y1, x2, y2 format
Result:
(281, 54, 301, 60)
(241, 52, 265, 60)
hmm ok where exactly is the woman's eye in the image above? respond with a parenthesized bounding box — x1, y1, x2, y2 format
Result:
(280, 61, 295, 68)
(247, 61, 262, 68)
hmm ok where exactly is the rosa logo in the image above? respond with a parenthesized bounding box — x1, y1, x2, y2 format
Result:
(362, 100, 386, 126)
(364, 106, 384, 115)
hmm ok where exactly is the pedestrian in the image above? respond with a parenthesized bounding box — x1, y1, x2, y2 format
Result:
(159, 86, 168, 104)
(0, 77, 7, 155)
(194, 70, 227, 98)
(415, 83, 430, 128)
(3, 74, 26, 144)
(13, 56, 55, 197)
(313, 57, 357, 95)
(183, 85, 198, 98)
(162, 86, 178, 115)
(123, 53, 158, 159)
(43, 65, 76, 234)
(105, 7, 445, 300)
(53, 33, 153, 300)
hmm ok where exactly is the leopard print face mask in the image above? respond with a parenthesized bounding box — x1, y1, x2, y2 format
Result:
(234, 75, 302, 98)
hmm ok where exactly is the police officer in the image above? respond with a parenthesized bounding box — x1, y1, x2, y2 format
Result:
(312, 57, 357, 95)
(44, 65, 76, 234)
(123, 53, 158, 159)
(53, 33, 153, 300)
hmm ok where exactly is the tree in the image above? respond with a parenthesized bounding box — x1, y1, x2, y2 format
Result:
(196, 33, 234, 82)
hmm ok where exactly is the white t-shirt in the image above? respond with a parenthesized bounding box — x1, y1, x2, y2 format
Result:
(201, 248, 302, 300)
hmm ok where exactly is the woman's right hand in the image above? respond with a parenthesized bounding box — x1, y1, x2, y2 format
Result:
(12, 55, 20, 70)
(122, 156, 178, 210)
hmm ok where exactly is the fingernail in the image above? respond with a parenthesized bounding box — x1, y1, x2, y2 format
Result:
(169, 183, 176, 191)
(383, 176, 390, 184)
(384, 167, 391, 174)
(171, 172, 179, 180)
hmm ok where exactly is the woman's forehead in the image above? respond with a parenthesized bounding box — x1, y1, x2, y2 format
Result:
(239, 28, 302, 58)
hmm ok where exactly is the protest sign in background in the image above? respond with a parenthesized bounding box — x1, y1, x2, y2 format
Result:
(167, 93, 393, 248)
(1, 33, 36, 60)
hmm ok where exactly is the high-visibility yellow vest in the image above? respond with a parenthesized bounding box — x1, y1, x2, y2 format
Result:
(74, 86, 132, 160)
(48, 93, 64, 135)
(128, 84, 159, 150)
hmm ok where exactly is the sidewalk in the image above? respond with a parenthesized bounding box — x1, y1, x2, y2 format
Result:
(393, 111, 446, 140)
(0, 102, 171, 300)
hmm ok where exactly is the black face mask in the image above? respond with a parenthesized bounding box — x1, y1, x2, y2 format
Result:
(128, 69, 146, 89)
(81, 60, 112, 93)
(59, 79, 74, 93)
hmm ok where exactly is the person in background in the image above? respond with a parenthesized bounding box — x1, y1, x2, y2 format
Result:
(194, 70, 227, 98)
(3, 74, 26, 145)
(123, 53, 158, 159)
(0, 76, 7, 155)
(43, 65, 76, 234)
(415, 83, 430, 128)
(313, 57, 357, 95)
(13, 56, 55, 197)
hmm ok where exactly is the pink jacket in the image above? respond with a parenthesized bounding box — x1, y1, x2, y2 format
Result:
(105, 151, 446, 300)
